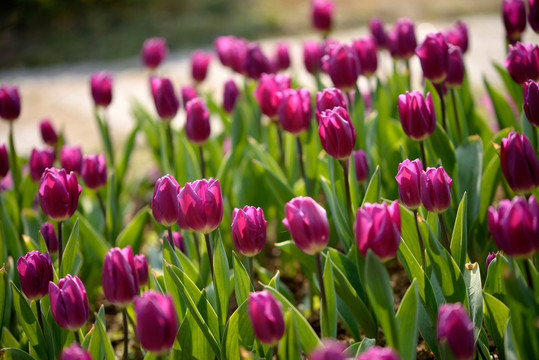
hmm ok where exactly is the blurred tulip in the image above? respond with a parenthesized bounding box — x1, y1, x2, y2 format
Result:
(150, 77, 179, 121)
(524, 80, 539, 126)
(90, 71, 113, 107)
(505, 42, 539, 84)
(29, 148, 55, 182)
(352, 149, 369, 183)
(214, 36, 236, 67)
(185, 98, 211, 145)
(60, 145, 83, 174)
(60, 344, 92, 360)
(397, 91, 436, 141)
(102, 246, 139, 306)
(39, 119, 58, 147)
(275, 42, 291, 71)
(245, 43, 271, 80)
(177, 178, 223, 234)
(254, 74, 291, 119)
(181, 85, 198, 110)
(485, 252, 497, 274)
(311, 341, 347, 360)
(500, 131, 539, 193)
(369, 17, 388, 49)
(0, 144, 8, 179)
(141, 38, 168, 69)
(229, 38, 249, 74)
(503, 0, 527, 43)
(443, 21, 469, 54)
(318, 106, 356, 159)
(0, 85, 21, 121)
(421, 167, 453, 213)
(38, 167, 82, 221)
(388, 18, 417, 60)
(152, 175, 180, 227)
(312, 0, 335, 32)
(437, 303, 475, 360)
(278, 88, 312, 135)
(248, 291, 285, 346)
(303, 40, 325, 74)
(191, 50, 211, 83)
(322, 44, 361, 91)
(223, 79, 240, 114)
(416, 33, 449, 83)
(134, 254, 149, 287)
(315, 88, 347, 121)
(164, 231, 185, 254)
(81, 154, 107, 190)
(395, 159, 423, 210)
(358, 346, 401, 360)
(232, 206, 267, 257)
(49, 275, 89, 330)
(353, 36, 378, 76)
(445, 45, 465, 88)
(41, 221, 58, 254)
(530, 0, 539, 33)
(17, 251, 53, 300)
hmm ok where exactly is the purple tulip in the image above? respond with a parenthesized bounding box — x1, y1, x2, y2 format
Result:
(223, 79, 240, 114)
(503, 0, 527, 44)
(278, 88, 312, 135)
(134, 254, 149, 287)
(488, 195, 539, 258)
(60, 344, 92, 360)
(358, 346, 401, 360)
(90, 71, 113, 107)
(232, 206, 267, 257)
(437, 303, 475, 360)
(355, 201, 401, 260)
(353, 36, 378, 77)
(177, 178, 223, 234)
(49, 275, 89, 330)
(275, 42, 291, 71)
(185, 98, 211, 145)
(0, 85, 21, 121)
(388, 18, 417, 60)
(214, 36, 236, 67)
(500, 131, 539, 193)
(102, 246, 139, 306)
(315, 88, 347, 122)
(29, 148, 55, 182)
(505, 42, 539, 85)
(17, 251, 53, 300)
(40, 221, 58, 254)
(283, 196, 329, 255)
(485, 252, 497, 274)
(445, 45, 465, 88)
(39, 119, 58, 147)
(443, 21, 469, 54)
(352, 149, 369, 183)
(529, 0, 539, 33)
(181, 85, 198, 111)
(369, 18, 388, 49)
(398, 91, 436, 141)
(191, 50, 211, 83)
(312, 0, 335, 32)
(318, 106, 356, 160)
(38, 168, 82, 222)
(150, 77, 180, 121)
(164, 231, 186, 254)
(245, 43, 271, 80)
(524, 80, 539, 127)
(421, 167, 453, 213)
(322, 44, 361, 91)
(248, 291, 285, 346)
(395, 159, 424, 210)
(416, 33, 450, 83)
(303, 40, 325, 74)
(60, 145, 83, 174)
(254, 74, 291, 119)
(311, 341, 347, 360)
(141, 38, 168, 69)
(135, 291, 178, 354)
(0, 144, 9, 179)
(152, 175, 180, 227)
(81, 154, 107, 190)
(229, 38, 249, 74)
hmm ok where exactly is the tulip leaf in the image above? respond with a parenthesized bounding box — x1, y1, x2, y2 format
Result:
(60, 219, 79, 277)
(178, 311, 214, 360)
(348, 337, 376, 357)
(450, 192, 468, 271)
(232, 252, 252, 306)
(95, 310, 116, 360)
(116, 206, 149, 253)
(399, 205, 423, 264)
(361, 165, 381, 206)
(320, 255, 337, 338)
(164, 260, 187, 324)
(213, 233, 230, 333)
(492, 62, 524, 111)
(77, 212, 110, 260)
(275, 241, 316, 274)
(484, 254, 510, 302)
(483, 77, 518, 131)
(456, 136, 483, 225)
(0, 266, 6, 335)
(483, 291, 510, 359)
(0, 196, 22, 260)
(278, 310, 302, 360)
(478, 156, 501, 224)
(464, 263, 483, 343)
(87, 305, 107, 360)
(396, 280, 419, 360)
(0, 348, 37, 360)
(115, 124, 140, 191)
(426, 123, 457, 178)
(221, 299, 257, 360)
(320, 176, 353, 250)
(176, 249, 203, 290)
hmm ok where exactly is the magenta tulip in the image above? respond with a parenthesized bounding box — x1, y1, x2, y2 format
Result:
(29, 148, 55, 182)
(524, 80, 539, 127)
(254, 74, 291, 119)
(318, 106, 356, 160)
(0, 144, 8, 179)
(81, 154, 107, 190)
(416, 33, 449, 83)
(134, 254, 149, 287)
(223, 79, 240, 114)
(530, 0, 539, 33)
(322, 44, 361, 91)
(503, 0, 527, 44)
(49, 275, 90, 330)
(60, 344, 92, 360)
(421, 167, 453, 213)
(505, 42, 539, 84)
(248, 291, 285, 346)
(150, 77, 179, 121)
(275, 42, 291, 71)
(17, 251, 53, 300)
(181, 85, 198, 110)
(152, 175, 180, 227)
(312, 0, 335, 32)
(232, 206, 267, 257)
(443, 21, 469, 54)
(214, 36, 236, 67)
(388, 18, 417, 60)
(445, 45, 465, 88)
(102, 246, 139, 306)
(177, 178, 223, 234)
(164, 231, 185, 254)
(39, 119, 58, 147)
(191, 50, 211, 83)
(352, 149, 369, 183)
(369, 18, 388, 49)
(500, 131, 539, 193)
(358, 346, 401, 360)
(60, 145, 83, 174)
(41, 221, 58, 254)
(141, 38, 168, 69)
(38, 168, 82, 222)
(395, 159, 424, 210)
(278, 88, 312, 135)
(90, 71, 113, 107)
(245, 43, 271, 80)
(397, 91, 436, 141)
(315, 88, 347, 121)
(311, 341, 347, 360)
(0, 85, 21, 121)
(485, 252, 497, 274)
(437, 303, 475, 360)
(303, 40, 325, 74)
(353, 36, 378, 77)
(185, 98, 211, 145)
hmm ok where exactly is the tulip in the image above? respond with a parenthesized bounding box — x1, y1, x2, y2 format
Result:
(60, 145, 83, 174)
(500, 131, 539, 193)
(191, 50, 211, 83)
(134, 254, 149, 287)
(141, 37, 168, 69)
(526, 44, 539, 80)
(185, 98, 211, 145)
(416, 33, 449, 83)
(303, 40, 325, 74)
(214, 36, 236, 67)
(312, 0, 335, 32)
(181, 85, 198, 110)
(488, 196, 539, 258)
(38, 167, 81, 222)
(353, 36, 378, 77)
(311, 341, 347, 360)
(503, 0, 527, 44)
(443, 21, 469, 54)
(254, 74, 291, 119)
(177, 178, 223, 234)
(278, 88, 312, 135)
(351, 150, 369, 183)
(530, 0, 539, 33)
(229, 38, 249, 74)
(421, 167, 452, 213)
(318, 106, 356, 160)
(275, 42, 291, 71)
(245, 43, 271, 80)
(223, 79, 240, 114)
(164, 231, 185, 254)
(322, 44, 361, 91)
(505, 42, 539, 84)
(0, 173, 12, 192)
(49, 275, 90, 330)
(437, 303, 475, 360)
(395, 159, 423, 210)
(81, 154, 107, 190)
(41, 221, 58, 254)
(60, 344, 92, 360)
(0, 85, 21, 121)
(248, 291, 285, 346)
(39, 119, 58, 147)
(282, 196, 329, 255)
(232, 206, 267, 257)
(524, 80, 539, 127)
(0, 144, 8, 179)
(485, 252, 497, 274)
(102, 246, 139, 306)
(398, 91, 436, 141)
(358, 346, 401, 360)
(369, 18, 388, 49)
(29, 148, 55, 182)
(135, 291, 178, 354)
(354, 201, 401, 260)
(315, 88, 347, 121)
(388, 18, 417, 60)
(152, 175, 180, 227)
(445, 45, 465, 88)
(90, 71, 113, 107)
(150, 77, 179, 121)
(17, 251, 53, 300)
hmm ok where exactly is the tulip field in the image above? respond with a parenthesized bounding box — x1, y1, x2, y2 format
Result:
(2, 0, 539, 359)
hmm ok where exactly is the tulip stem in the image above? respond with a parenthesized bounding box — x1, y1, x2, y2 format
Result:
(276, 124, 285, 168)
(97, 192, 109, 242)
(435, 83, 447, 131)
(273, 345, 280, 360)
(339, 160, 354, 225)
(405, 59, 412, 90)
(315, 253, 330, 338)
(524, 259, 535, 291)
(74, 330, 81, 344)
(167, 227, 175, 251)
(249, 256, 255, 290)
(296, 137, 307, 191)
(413, 210, 427, 270)
(35, 299, 44, 335)
(198, 146, 205, 178)
(438, 213, 451, 254)
(450, 89, 463, 143)
(122, 308, 129, 360)
(8, 121, 20, 203)
(57, 221, 63, 273)
(419, 140, 427, 169)
(166, 122, 176, 169)
(194, 234, 202, 265)
(204, 233, 214, 280)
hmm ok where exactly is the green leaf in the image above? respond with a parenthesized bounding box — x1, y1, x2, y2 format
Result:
(275, 241, 316, 274)
(464, 263, 483, 343)
(493, 62, 524, 111)
(321, 255, 337, 338)
(456, 136, 483, 225)
(450, 193, 468, 271)
(95, 310, 116, 360)
(221, 300, 256, 360)
(278, 311, 302, 360)
(483, 292, 510, 360)
(396, 280, 419, 360)
(0, 348, 37, 360)
(233, 253, 252, 306)
(361, 166, 381, 206)
(427, 122, 456, 178)
(116, 124, 140, 188)
(213, 233, 230, 332)
(483, 76, 517, 131)
(178, 311, 214, 360)
(60, 219, 79, 277)
(0, 266, 7, 334)
(483, 254, 509, 302)
(0, 196, 22, 260)
(87, 305, 107, 360)
(116, 207, 149, 254)
(478, 156, 501, 224)
(77, 212, 110, 260)
(320, 176, 353, 249)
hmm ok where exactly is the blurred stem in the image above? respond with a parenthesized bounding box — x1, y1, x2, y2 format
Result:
(276, 124, 285, 168)
(524, 259, 535, 291)
(57, 221, 63, 273)
(450, 89, 462, 143)
(194, 233, 201, 266)
(413, 210, 426, 270)
(8, 122, 19, 195)
(434, 83, 447, 131)
(36, 299, 44, 335)
(315, 253, 329, 338)
(314, 73, 324, 92)
(405, 59, 411, 90)
(346, 91, 354, 114)
(438, 213, 451, 254)
(167, 227, 175, 251)
(419, 141, 427, 169)
(339, 159, 353, 225)
(296, 137, 307, 190)
(273, 345, 279, 360)
(96, 192, 108, 241)
(122, 308, 129, 360)
(204, 233, 214, 281)
(74, 330, 80, 344)
(249, 256, 254, 290)
(96, 108, 115, 167)
(198, 146, 205, 178)
(166, 121, 175, 169)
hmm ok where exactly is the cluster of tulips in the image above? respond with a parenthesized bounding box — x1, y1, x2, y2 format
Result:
(1, 0, 539, 359)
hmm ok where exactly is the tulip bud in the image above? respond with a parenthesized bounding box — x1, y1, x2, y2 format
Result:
(358, 346, 400, 360)
(164, 231, 185, 253)
(152, 175, 180, 227)
(315, 88, 347, 122)
(278, 88, 312, 135)
(60, 145, 83, 174)
(191, 50, 211, 83)
(29, 148, 55, 182)
(322, 44, 361, 91)
(488, 195, 539, 258)
(177, 178, 223, 234)
(503, 0, 527, 44)
(60, 344, 92, 360)
(141, 37, 168, 69)
(312, 0, 335, 32)
(443, 21, 469, 54)
(49, 275, 90, 330)
(500, 131, 539, 193)
(245, 43, 271, 80)
(40, 221, 58, 254)
(102, 246, 139, 306)
(223, 80, 240, 114)
(388, 18, 417, 60)
(421, 167, 452, 213)
(0, 85, 21, 121)
(445, 45, 465, 88)
(214, 36, 235, 67)
(353, 36, 378, 77)
(505, 42, 539, 84)
(39, 119, 58, 147)
(38, 168, 82, 222)
(530, 0, 539, 33)
(395, 159, 423, 210)
(81, 154, 107, 190)
(254, 74, 291, 119)
(303, 40, 325, 74)
(437, 303, 475, 360)
(524, 80, 539, 127)
(275, 42, 291, 71)
(318, 106, 356, 159)
(134, 254, 149, 287)
(90, 71, 113, 107)
(135, 291, 178, 354)
(0, 144, 8, 179)
(398, 91, 436, 141)
(369, 18, 388, 49)
(150, 77, 180, 121)
(283, 196, 329, 255)
(185, 98, 211, 145)
(248, 291, 285, 346)
(17, 251, 53, 300)
(181, 85, 198, 111)
(350, 150, 369, 184)
(311, 341, 347, 360)
(355, 201, 401, 260)
(485, 252, 497, 274)
(232, 206, 267, 257)
(416, 33, 449, 83)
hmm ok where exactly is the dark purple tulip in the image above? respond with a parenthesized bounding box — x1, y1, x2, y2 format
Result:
(416, 33, 450, 83)
(150, 77, 180, 121)
(358, 346, 401, 360)
(524, 80, 539, 127)
(223, 79, 240, 114)
(254, 74, 291, 119)
(164, 231, 185, 254)
(312, 0, 335, 32)
(60, 145, 83, 174)
(311, 341, 347, 360)
(443, 21, 469, 54)
(528, 44, 539, 81)
(275, 42, 291, 71)
(0, 85, 21, 121)
(315, 87, 347, 121)
(29, 148, 55, 182)
(388, 18, 417, 60)
(232, 206, 267, 257)
(135, 291, 178, 354)
(191, 50, 211, 83)
(503, 0, 527, 44)
(17, 251, 53, 300)
(395, 158, 423, 210)
(181, 85, 198, 111)
(353, 36, 378, 77)
(505, 42, 539, 84)
(278, 88, 312, 135)
(355, 201, 401, 260)
(0, 144, 8, 179)
(488, 196, 539, 258)
(397, 91, 436, 141)
(421, 167, 453, 213)
(369, 17, 388, 49)
(81, 154, 107, 190)
(248, 291, 285, 346)
(322, 44, 361, 91)
(152, 175, 180, 227)
(49, 275, 90, 330)
(529, 0, 539, 33)
(500, 131, 539, 193)
(214, 36, 236, 67)
(141, 38, 168, 69)
(185, 98, 211, 145)
(38, 168, 82, 222)
(39, 119, 58, 147)
(352, 149, 369, 183)
(445, 45, 465, 88)
(134, 254, 149, 287)
(60, 344, 92, 360)
(318, 106, 356, 160)
(102, 246, 139, 306)
(177, 178, 223, 234)
(41, 221, 58, 254)
(303, 40, 325, 74)
(283, 196, 329, 255)
(90, 71, 113, 107)
(437, 303, 475, 360)
(485, 252, 497, 274)
(245, 43, 272, 80)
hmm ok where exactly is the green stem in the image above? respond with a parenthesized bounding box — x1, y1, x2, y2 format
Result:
(57, 221, 63, 273)
(96, 192, 108, 242)
(405, 59, 411, 90)
(36, 299, 44, 335)
(8, 122, 21, 206)
(74, 330, 81, 344)
(315, 253, 329, 338)
(533, 126, 539, 155)
(166, 121, 176, 169)
(438, 213, 451, 254)
(204, 233, 214, 281)
(122, 308, 129, 360)
(194, 233, 201, 265)
(198, 146, 205, 178)
(276, 124, 285, 168)
(413, 210, 426, 270)
(450, 89, 463, 143)
(435, 83, 447, 131)
(419, 140, 427, 169)
(167, 227, 175, 251)
(249, 256, 254, 290)
(296, 137, 307, 190)
(339, 159, 354, 225)
(524, 259, 535, 291)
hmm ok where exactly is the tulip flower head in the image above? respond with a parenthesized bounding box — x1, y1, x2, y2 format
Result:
(352, 149, 369, 183)
(318, 106, 356, 160)
(0, 85, 21, 121)
(102, 246, 139, 306)
(500, 131, 539, 193)
(437, 303, 475, 360)
(322, 43, 361, 91)
(164, 231, 186, 253)
(60, 145, 83, 174)
(485, 252, 498, 274)
(191, 50, 211, 83)
(254, 74, 291, 119)
(353, 36, 378, 77)
(134, 254, 149, 287)
(505, 42, 539, 85)
(29, 148, 55, 182)
(530, 0, 539, 33)
(49, 275, 90, 330)
(388, 18, 417, 60)
(39, 119, 58, 147)
(397, 91, 436, 141)
(503, 0, 527, 44)
(90, 71, 113, 107)
(421, 167, 453, 213)
(141, 37, 168, 69)
(524, 80, 539, 127)
(214, 35, 236, 67)
(81, 154, 107, 190)
(152, 174, 181, 227)
(445, 45, 465, 88)
(248, 291, 285, 346)
(0, 144, 9, 180)
(17, 251, 53, 301)
(278, 88, 312, 135)
(369, 17, 389, 49)
(185, 98, 211, 145)
(416, 33, 450, 83)
(223, 79, 240, 114)
(275, 42, 291, 71)
(60, 344, 92, 360)
(395, 159, 424, 210)
(443, 21, 469, 54)
(177, 178, 223, 234)
(40, 221, 58, 254)
(231, 206, 267, 257)
(311, 341, 347, 360)
(38, 168, 82, 222)
(312, 0, 335, 32)
(358, 346, 401, 360)
(244, 43, 271, 80)
(181, 85, 198, 111)
(315, 88, 347, 122)
(303, 40, 325, 74)
(150, 77, 180, 121)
